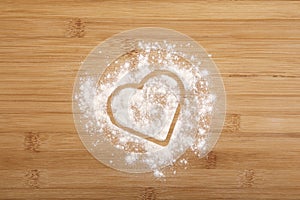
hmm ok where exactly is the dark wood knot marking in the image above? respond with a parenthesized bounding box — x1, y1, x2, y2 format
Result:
(25, 169, 40, 188)
(238, 169, 255, 188)
(224, 114, 241, 134)
(66, 18, 85, 38)
(24, 132, 40, 152)
(272, 74, 296, 78)
(205, 151, 217, 169)
(121, 38, 136, 52)
(139, 187, 156, 200)
(228, 74, 257, 78)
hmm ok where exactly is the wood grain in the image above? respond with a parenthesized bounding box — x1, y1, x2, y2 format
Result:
(1, 0, 300, 199)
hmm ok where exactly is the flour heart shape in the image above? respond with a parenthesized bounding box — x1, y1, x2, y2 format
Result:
(107, 70, 185, 146)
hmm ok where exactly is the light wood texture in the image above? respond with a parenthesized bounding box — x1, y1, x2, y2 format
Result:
(1, 1, 300, 199)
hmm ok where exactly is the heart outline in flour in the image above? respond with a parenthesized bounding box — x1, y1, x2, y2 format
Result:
(107, 70, 185, 146)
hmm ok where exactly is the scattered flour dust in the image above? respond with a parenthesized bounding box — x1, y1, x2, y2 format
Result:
(75, 40, 216, 178)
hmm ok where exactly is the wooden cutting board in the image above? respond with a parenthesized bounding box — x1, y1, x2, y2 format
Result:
(0, 1, 299, 199)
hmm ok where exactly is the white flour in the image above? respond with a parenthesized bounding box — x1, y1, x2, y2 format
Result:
(111, 75, 179, 141)
(75, 40, 216, 177)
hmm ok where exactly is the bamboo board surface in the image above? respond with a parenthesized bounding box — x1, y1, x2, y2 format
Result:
(0, 1, 300, 199)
